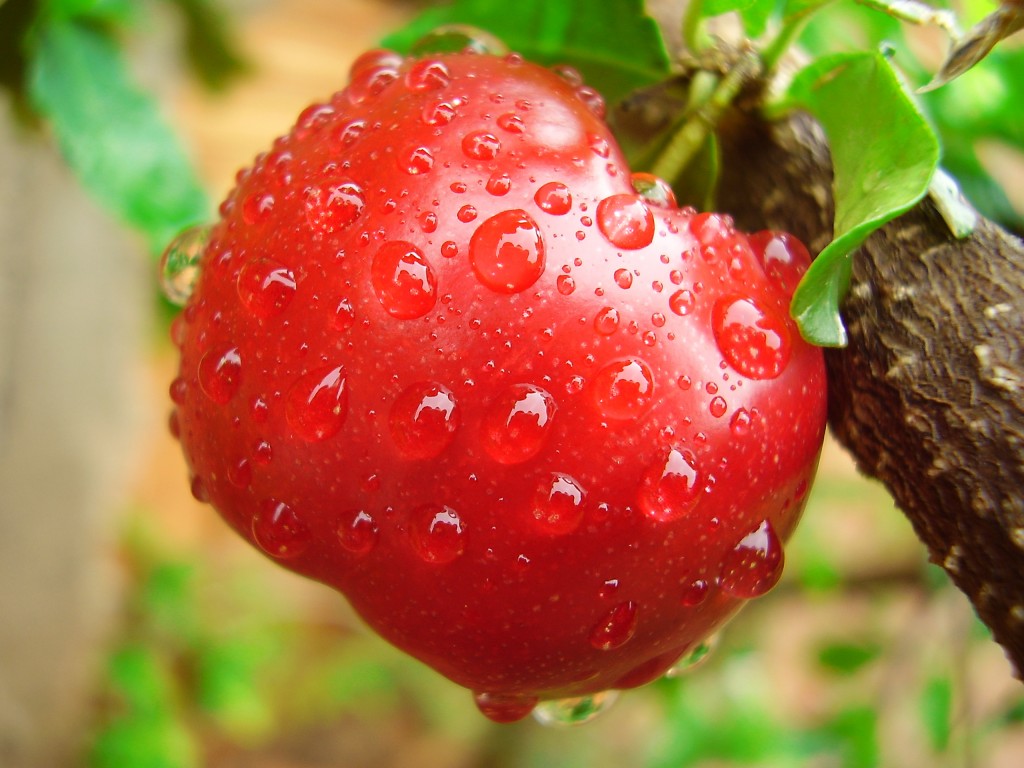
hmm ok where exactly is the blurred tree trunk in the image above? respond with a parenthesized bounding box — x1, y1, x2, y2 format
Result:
(0, 96, 146, 766)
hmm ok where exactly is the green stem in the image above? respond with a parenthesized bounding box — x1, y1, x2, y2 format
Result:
(760, 15, 809, 75)
(682, 0, 711, 54)
(650, 51, 762, 187)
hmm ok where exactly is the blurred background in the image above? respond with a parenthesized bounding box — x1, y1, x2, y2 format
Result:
(2, 0, 1023, 766)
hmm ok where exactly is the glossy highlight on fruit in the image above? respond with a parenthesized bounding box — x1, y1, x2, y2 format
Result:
(167, 44, 827, 723)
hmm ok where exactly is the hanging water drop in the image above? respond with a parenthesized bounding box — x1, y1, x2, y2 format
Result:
(533, 692, 619, 727)
(159, 225, 210, 305)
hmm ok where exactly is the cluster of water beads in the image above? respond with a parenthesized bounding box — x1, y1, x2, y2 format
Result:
(159, 224, 210, 306)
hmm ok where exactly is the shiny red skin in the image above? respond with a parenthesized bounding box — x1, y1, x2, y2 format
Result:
(171, 51, 827, 708)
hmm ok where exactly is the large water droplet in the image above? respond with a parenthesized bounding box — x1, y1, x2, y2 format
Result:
(591, 358, 654, 420)
(748, 231, 812, 296)
(534, 182, 572, 215)
(709, 395, 728, 418)
(666, 635, 719, 677)
(410, 504, 466, 564)
(593, 306, 620, 335)
(719, 519, 784, 598)
(668, 289, 695, 316)
(405, 58, 452, 91)
(198, 345, 242, 404)
(422, 99, 457, 126)
(401, 146, 435, 175)
(486, 172, 511, 196)
(337, 509, 378, 555)
(613, 268, 633, 289)
(531, 473, 586, 535)
(589, 601, 638, 650)
(159, 225, 209, 305)
(533, 692, 619, 727)
(637, 447, 701, 521)
(285, 365, 348, 441)
(482, 383, 556, 464)
(597, 195, 655, 249)
(411, 25, 508, 56)
(304, 181, 366, 231)
(469, 209, 545, 293)
(236, 258, 296, 318)
(371, 241, 438, 318)
(242, 192, 275, 224)
(462, 131, 501, 160)
(389, 381, 459, 459)
(630, 172, 677, 208)
(474, 692, 538, 723)
(252, 500, 311, 558)
(712, 296, 791, 380)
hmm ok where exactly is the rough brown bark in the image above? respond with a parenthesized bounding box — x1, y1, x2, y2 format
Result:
(712, 110, 1024, 677)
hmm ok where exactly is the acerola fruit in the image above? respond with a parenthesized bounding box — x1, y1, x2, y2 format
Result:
(164, 45, 827, 723)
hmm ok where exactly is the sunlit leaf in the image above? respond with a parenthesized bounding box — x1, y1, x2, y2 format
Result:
(381, 0, 670, 105)
(776, 51, 940, 346)
(28, 19, 209, 254)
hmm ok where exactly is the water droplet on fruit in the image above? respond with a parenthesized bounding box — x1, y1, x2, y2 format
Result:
(637, 447, 701, 521)
(474, 692, 538, 723)
(331, 298, 356, 331)
(613, 268, 633, 289)
(422, 99, 457, 126)
(591, 358, 654, 420)
(227, 458, 251, 488)
(349, 49, 402, 79)
(371, 241, 438, 318)
(630, 172, 677, 208)
(730, 408, 751, 436)
(337, 509, 378, 555)
(285, 365, 348, 441)
(556, 274, 575, 295)
(169, 377, 188, 405)
(462, 131, 501, 160)
(469, 209, 545, 293)
(389, 381, 459, 459)
(457, 204, 478, 222)
(666, 636, 718, 676)
(709, 396, 727, 418)
(198, 346, 242, 404)
(597, 195, 655, 249)
(534, 182, 572, 215)
(236, 258, 296, 318)
(410, 504, 466, 564)
(440, 241, 458, 258)
(243, 192, 275, 224)
(719, 519, 784, 598)
(531, 473, 586, 535)
(253, 439, 273, 464)
(748, 231, 812, 295)
(405, 58, 451, 91)
(712, 296, 791, 380)
(589, 601, 638, 650)
(304, 181, 366, 231)
(651, 312, 666, 328)
(336, 119, 367, 147)
(252, 500, 310, 558)
(533, 692, 618, 727)
(497, 113, 524, 133)
(586, 132, 610, 157)
(669, 289, 695, 316)
(482, 383, 556, 464)
(485, 172, 511, 195)
(401, 146, 435, 175)
(575, 85, 606, 118)
(159, 225, 209, 305)
(680, 578, 709, 607)
(411, 25, 508, 56)
(594, 306, 619, 335)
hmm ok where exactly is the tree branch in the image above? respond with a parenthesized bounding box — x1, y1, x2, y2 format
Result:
(713, 109, 1024, 676)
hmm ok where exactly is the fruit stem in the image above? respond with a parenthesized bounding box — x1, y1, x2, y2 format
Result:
(650, 49, 762, 188)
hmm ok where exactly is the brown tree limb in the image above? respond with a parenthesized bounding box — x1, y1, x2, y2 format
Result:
(713, 109, 1024, 677)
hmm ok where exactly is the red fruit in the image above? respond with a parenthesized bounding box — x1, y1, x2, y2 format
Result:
(165, 48, 827, 722)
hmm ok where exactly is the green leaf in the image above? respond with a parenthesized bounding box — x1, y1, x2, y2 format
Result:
(380, 0, 670, 105)
(28, 19, 209, 254)
(163, 0, 248, 90)
(44, 0, 136, 23)
(777, 51, 940, 346)
(817, 641, 882, 674)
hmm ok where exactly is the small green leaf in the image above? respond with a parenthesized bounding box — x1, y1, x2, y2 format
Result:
(28, 19, 209, 254)
(381, 0, 670, 105)
(817, 641, 882, 674)
(777, 51, 940, 346)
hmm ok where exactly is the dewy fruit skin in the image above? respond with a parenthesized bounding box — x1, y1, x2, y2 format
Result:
(164, 47, 828, 723)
